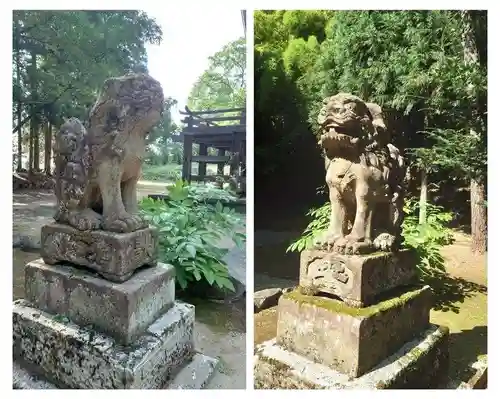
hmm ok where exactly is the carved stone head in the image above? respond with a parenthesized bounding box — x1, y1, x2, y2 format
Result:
(55, 118, 86, 155)
(89, 73, 164, 135)
(317, 93, 389, 157)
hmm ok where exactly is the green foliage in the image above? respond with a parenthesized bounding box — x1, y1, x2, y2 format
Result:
(287, 198, 455, 276)
(13, 10, 162, 128)
(181, 182, 241, 204)
(139, 180, 245, 291)
(254, 10, 487, 190)
(147, 97, 179, 146)
(141, 164, 182, 181)
(286, 203, 330, 253)
(188, 37, 246, 111)
(401, 198, 454, 276)
(12, 10, 163, 171)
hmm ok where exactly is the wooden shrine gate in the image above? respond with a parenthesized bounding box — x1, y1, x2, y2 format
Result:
(175, 106, 246, 195)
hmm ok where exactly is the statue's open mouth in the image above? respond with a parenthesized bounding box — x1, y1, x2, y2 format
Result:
(323, 126, 360, 146)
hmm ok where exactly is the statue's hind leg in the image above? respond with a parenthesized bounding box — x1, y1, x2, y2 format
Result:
(373, 193, 403, 251)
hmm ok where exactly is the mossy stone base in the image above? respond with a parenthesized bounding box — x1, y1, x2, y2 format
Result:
(13, 299, 201, 389)
(254, 324, 449, 389)
(299, 249, 417, 307)
(276, 286, 432, 377)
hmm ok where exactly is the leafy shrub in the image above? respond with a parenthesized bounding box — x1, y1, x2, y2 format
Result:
(140, 180, 245, 291)
(286, 203, 330, 253)
(287, 197, 455, 276)
(401, 198, 454, 276)
(142, 164, 182, 181)
(181, 182, 240, 203)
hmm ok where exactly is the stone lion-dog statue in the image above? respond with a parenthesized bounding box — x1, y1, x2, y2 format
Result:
(315, 93, 406, 255)
(53, 73, 164, 233)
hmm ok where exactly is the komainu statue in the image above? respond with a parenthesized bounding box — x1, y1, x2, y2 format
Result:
(54, 74, 164, 233)
(315, 93, 405, 255)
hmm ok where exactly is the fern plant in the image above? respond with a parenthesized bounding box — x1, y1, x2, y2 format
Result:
(287, 198, 454, 276)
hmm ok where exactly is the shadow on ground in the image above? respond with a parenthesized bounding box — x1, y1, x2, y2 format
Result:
(422, 270, 487, 313)
(448, 325, 487, 382)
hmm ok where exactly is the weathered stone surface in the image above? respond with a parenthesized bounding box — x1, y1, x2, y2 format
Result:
(14, 352, 219, 390)
(40, 223, 158, 282)
(13, 362, 57, 389)
(299, 249, 417, 307)
(254, 288, 283, 313)
(314, 93, 406, 255)
(13, 299, 195, 389)
(168, 353, 218, 389)
(254, 324, 449, 389)
(24, 259, 175, 344)
(457, 356, 487, 389)
(53, 74, 164, 234)
(276, 286, 432, 377)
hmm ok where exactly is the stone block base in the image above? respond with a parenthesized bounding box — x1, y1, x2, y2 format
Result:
(276, 286, 431, 377)
(14, 353, 217, 390)
(40, 223, 158, 282)
(299, 249, 417, 307)
(12, 299, 215, 389)
(255, 324, 449, 389)
(24, 259, 175, 345)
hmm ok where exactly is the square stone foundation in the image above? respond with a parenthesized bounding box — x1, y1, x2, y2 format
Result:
(24, 259, 175, 345)
(299, 249, 417, 307)
(276, 286, 432, 377)
(13, 299, 206, 389)
(255, 324, 449, 389)
(40, 223, 158, 282)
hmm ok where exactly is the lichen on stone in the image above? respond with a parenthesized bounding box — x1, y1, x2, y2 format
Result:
(283, 285, 427, 317)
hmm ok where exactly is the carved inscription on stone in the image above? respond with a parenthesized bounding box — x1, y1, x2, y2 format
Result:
(307, 258, 350, 284)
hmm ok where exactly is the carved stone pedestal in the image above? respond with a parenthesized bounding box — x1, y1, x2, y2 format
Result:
(40, 223, 158, 283)
(254, 250, 450, 389)
(24, 259, 176, 345)
(13, 225, 218, 389)
(13, 261, 218, 389)
(299, 249, 417, 307)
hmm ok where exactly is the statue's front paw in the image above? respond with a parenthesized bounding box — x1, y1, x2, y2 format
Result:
(314, 231, 343, 250)
(335, 235, 373, 255)
(373, 233, 396, 252)
(103, 213, 146, 233)
(69, 209, 102, 231)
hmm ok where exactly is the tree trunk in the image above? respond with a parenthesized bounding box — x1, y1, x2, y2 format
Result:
(470, 179, 487, 254)
(462, 10, 487, 254)
(418, 169, 428, 225)
(34, 125, 40, 171)
(44, 121, 53, 174)
(29, 121, 34, 173)
(14, 18, 23, 172)
(29, 50, 39, 172)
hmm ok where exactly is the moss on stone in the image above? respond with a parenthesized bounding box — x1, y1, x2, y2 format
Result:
(283, 286, 427, 317)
